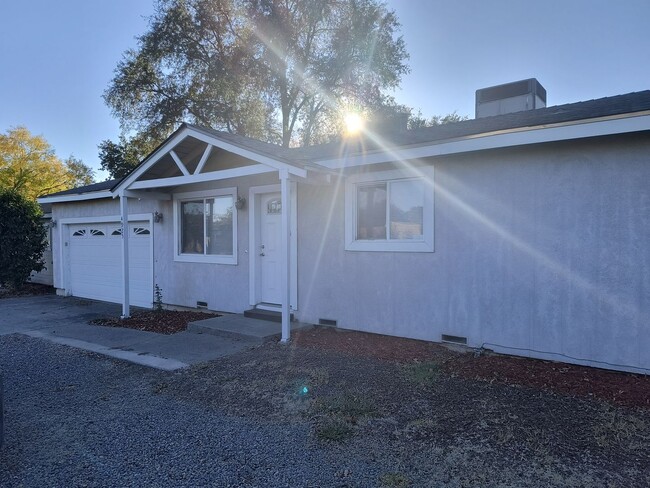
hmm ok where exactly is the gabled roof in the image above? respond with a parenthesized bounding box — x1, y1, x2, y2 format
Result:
(291, 90, 650, 162)
(39, 89, 650, 202)
(157, 90, 650, 166)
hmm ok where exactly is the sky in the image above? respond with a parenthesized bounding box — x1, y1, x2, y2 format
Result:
(1, 0, 649, 181)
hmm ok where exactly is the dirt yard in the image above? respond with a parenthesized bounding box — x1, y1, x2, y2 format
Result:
(156, 326, 650, 487)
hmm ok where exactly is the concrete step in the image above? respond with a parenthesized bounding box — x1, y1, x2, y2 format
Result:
(187, 313, 304, 343)
(243, 307, 294, 323)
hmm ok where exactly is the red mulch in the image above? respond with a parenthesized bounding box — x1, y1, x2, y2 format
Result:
(293, 327, 650, 409)
(293, 326, 453, 363)
(90, 310, 219, 335)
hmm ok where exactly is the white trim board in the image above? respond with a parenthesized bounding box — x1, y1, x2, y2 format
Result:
(38, 191, 112, 204)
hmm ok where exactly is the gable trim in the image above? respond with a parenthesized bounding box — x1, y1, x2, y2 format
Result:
(113, 125, 306, 195)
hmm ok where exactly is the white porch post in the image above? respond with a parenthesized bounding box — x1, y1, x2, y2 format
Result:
(280, 169, 291, 342)
(119, 194, 130, 318)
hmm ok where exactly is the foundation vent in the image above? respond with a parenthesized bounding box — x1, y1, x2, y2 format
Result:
(196, 301, 208, 309)
(441, 334, 468, 345)
(318, 318, 338, 326)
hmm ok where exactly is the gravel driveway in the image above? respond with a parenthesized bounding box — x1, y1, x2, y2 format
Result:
(1, 335, 367, 487)
(1, 333, 648, 487)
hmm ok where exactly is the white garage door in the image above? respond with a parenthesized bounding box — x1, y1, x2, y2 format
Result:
(68, 222, 152, 308)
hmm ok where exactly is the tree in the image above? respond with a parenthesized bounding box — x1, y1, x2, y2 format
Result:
(0, 189, 47, 289)
(104, 0, 409, 150)
(407, 110, 468, 130)
(0, 127, 95, 200)
(64, 156, 96, 187)
(98, 134, 157, 180)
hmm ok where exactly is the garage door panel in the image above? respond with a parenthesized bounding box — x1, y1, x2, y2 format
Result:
(68, 221, 152, 308)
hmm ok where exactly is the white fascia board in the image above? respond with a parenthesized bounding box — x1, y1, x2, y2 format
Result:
(314, 113, 650, 169)
(128, 164, 276, 190)
(37, 191, 112, 204)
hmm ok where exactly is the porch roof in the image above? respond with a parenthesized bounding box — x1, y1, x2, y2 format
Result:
(110, 123, 308, 196)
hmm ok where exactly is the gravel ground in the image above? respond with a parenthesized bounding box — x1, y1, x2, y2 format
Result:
(1, 333, 649, 487)
(0, 335, 383, 487)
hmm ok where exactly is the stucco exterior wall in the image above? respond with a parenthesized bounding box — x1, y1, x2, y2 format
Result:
(51, 172, 280, 313)
(296, 133, 650, 373)
(50, 132, 650, 373)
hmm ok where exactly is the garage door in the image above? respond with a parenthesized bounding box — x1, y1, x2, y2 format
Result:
(68, 222, 152, 308)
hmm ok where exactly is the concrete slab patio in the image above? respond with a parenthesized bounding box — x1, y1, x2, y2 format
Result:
(0, 295, 262, 370)
(188, 313, 309, 343)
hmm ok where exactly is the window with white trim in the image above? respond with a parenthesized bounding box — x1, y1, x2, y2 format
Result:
(174, 188, 237, 264)
(345, 169, 434, 252)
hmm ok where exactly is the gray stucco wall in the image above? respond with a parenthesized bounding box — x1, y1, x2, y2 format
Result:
(51, 172, 280, 313)
(296, 133, 650, 373)
(51, 132, 650, 373)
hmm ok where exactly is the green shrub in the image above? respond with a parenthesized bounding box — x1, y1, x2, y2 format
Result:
(0, 189, 46, 289)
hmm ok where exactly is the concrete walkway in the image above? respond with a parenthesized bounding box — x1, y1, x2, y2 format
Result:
(0, 295, 261, 370)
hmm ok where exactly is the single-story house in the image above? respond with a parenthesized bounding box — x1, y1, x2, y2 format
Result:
(38, 79, 650, 374)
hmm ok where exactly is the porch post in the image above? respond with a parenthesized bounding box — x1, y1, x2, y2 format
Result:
(119, 193, 130, 318)
(280, 169, 291, 342)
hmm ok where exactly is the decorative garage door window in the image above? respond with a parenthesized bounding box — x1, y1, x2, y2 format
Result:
(72, 229, 87, 237)
(133, 227, 150, 236)
(267, 198, 281, 214)
(90, 229, 105, 236)
(111, 228, 122, 236)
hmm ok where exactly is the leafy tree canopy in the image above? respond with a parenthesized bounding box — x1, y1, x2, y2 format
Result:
(98, 134, 158, 180)
(0, 127, 95, 200)
(104, 0, 410, 151)
(0, 189, 47, 289)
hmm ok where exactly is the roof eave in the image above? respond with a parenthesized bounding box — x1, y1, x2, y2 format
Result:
(37, 190, 114, 205)
(314, 111, 650, 169)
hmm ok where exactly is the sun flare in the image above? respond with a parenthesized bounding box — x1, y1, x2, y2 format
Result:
(344, 112, 364, 135)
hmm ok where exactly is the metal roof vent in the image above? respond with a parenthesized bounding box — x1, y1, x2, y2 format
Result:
(475, 78, 546, 118)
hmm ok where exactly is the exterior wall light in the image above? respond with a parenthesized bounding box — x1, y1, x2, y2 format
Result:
(235, 195, 246, 210)
(154, 211, 163, 223)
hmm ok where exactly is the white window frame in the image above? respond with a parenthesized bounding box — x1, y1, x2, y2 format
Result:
(345, 168, 434, 252)
(173, 188, 238, 264)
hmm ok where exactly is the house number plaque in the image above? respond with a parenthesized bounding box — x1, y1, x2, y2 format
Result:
(267, 199, 282, 214)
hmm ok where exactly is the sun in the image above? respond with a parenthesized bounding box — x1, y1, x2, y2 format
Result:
(344, 112, 364, 136)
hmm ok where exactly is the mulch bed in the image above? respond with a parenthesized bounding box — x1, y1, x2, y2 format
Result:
(292, 326, 650, 409)
(0, 283, 56, 298)
(88, 311, 649, 409)
(90, 310, 219, 335)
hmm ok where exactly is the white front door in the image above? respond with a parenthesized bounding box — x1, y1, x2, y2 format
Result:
(259, 192, 282, 304)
